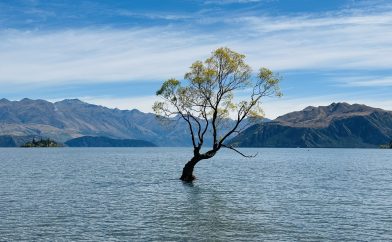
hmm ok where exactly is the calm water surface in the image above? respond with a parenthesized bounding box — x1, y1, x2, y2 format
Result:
(0, 148, 392, 241)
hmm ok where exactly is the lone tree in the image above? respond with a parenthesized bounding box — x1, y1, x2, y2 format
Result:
(153, 47, 282, 182)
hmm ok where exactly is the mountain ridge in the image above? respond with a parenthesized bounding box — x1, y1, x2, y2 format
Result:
(274, 102, 390, 128)
(229, 103, 392, 148)
(0, 98, 257, 146)
(2, 98, 391, 148)
(0, 98, 186, 146)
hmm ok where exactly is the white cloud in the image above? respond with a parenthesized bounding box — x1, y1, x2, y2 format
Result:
(0, 9, 392, 85)
(46, 92, 392, 120)
(78, 95, 159, 113)
(204, 0, 263, 4)
(261, 94, 392, 119)
(234, 14, 392, 70)
(116, 10, 192, 21)
(0, 28, 223, 85)
(338, 76, 392, 87)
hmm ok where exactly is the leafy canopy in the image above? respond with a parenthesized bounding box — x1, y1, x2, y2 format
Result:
(154, 47, 281, 154)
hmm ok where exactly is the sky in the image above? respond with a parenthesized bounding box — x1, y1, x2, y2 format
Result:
(1, 0, 392, 118)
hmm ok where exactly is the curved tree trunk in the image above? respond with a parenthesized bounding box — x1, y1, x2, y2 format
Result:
(180, 156, 201, 182)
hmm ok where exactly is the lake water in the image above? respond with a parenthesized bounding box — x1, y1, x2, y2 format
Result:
(0, 148, 392, 241)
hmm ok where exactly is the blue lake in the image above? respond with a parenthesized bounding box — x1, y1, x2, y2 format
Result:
(0, 148, 392, 241)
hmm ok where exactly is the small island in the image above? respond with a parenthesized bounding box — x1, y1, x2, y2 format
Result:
(380, 141, 392, 149)
(21, 138, 62, 148)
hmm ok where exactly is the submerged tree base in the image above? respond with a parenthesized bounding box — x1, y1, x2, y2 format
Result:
(180, 158, 198, 182)
(180, 174, 196, 182)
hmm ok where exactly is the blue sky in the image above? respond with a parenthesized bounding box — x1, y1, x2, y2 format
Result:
(1, 0, 392, 118)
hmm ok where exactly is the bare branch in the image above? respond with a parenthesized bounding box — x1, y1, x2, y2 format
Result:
(221, 144, 257, 158)
(188, 113, 202, 144)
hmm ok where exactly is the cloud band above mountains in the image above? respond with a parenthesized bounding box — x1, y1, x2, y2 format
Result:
(1, 8, 391, 85)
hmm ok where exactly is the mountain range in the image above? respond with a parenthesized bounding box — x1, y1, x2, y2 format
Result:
(1, 99, 391, 148)
(0, 98, 247, 147)
(229, 102, 392, 148)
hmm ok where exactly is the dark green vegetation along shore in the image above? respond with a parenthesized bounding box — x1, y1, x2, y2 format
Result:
(65, 136, 156, 147)
(21, 138, 61, 147)
(0, 135, 41, 147)
(380, 141, 392, 149)
(0, 135, 156, 147)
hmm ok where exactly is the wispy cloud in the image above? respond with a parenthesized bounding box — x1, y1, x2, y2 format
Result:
(1, 8, 392, 85)
(0, 28, 222, 84)
(52, 92, 392, 119)
(204, 0, 264, 5)
(1, 2, 392, 116)
(262, 93, 392, 118)
(339, 76, 392, 87)
(116, 10, 191, 21)
(77, 95, 159, 114)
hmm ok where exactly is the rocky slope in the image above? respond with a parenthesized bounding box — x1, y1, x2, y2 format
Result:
(0, 135, 38, 147)
(0, 98, 253, 146)
(0, 98, 192, 146)
(229, 103, 392, 148)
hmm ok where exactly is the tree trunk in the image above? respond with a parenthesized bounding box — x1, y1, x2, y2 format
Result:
(180, 156, 201, 182)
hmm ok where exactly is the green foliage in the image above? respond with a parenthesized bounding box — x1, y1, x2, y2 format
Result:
(156, 78, 180, 97)
(21, 138, 61, 148)
(380, 141, 392, 149)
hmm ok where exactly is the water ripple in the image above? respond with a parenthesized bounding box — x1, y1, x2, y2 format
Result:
(0, 148, 392, 241)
